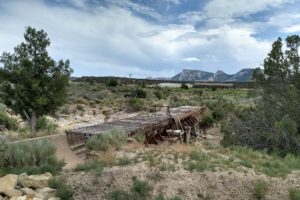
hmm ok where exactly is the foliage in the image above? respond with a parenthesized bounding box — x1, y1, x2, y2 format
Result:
(200, 114, 214, 128)
(0, 110, 18, 130)
(0, 26, 72, 135)
(36, 116, 57, 133)
(253, 180, 268, 200)
(222, 35, 300, 155)
(49, 177, 74, 200)
(0, 139, 65, 176)
(134, 88, 147, 98)
(128, 98, 144, 111)
(86, 128, 126, 151)
(181, 83, 189, 90)
(289, 188, 300, 200)
(74, 160, 107, 175)
(131, 178, 152, 199)
(107, 79, 118, 87)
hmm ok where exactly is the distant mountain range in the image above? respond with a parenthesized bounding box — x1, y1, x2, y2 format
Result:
(171, 68, 255, 82)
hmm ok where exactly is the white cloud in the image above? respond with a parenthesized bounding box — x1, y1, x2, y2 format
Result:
(182, 57, 201, 62)
(268, 13, 300, 33)
(0, 0, 274, 77)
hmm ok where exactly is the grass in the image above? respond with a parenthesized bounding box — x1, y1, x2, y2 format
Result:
(86, 128, 127, 151)
(289, 188, 300, 200)
(131, 178, 152, 198)
(74, 160, 107, 176)
(49, 177, 74, 200)
(253, 180, 268, 200)
(0, 139, 65, 176)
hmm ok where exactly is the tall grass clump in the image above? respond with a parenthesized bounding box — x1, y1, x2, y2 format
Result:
(36, 116, 58, 133)
(49, 177, 74, 200)
(0, 139, 65, 176)
(289, 188, 300, 200)
(86, 128, 127, 151)
(253, 180, 268, 200)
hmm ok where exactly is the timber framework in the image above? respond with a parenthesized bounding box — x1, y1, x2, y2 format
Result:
(66, 106, 207, 146)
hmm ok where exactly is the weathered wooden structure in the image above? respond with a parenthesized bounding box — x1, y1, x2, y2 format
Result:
(66, 106, 206, 146)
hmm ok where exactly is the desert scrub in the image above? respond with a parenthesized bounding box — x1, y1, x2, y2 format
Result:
(0, 139, 65, 176)
(253, 180, 268, 200)
(128, 98, 144, 111)
(0, 110, 18, 130)
(74, 160, 107, 175)
(86, 128, 126, 151)
(49, 177, 74, 200)
(289, 188, 300, 200)
(36, 116, 58, 133)
(131, 178, 152, 199)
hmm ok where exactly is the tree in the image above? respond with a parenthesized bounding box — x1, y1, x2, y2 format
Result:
(223, 35, 300, 155)
(0, 26, 73, 136)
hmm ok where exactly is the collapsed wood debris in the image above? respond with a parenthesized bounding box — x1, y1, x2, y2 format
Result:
(66, 106, 207, 146)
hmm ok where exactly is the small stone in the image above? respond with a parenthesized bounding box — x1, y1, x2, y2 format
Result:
(3, 188, 22, 197)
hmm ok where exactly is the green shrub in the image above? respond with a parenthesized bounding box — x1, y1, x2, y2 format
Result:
(153, 90, 164, 100)
(117, 157, 132, 166)
(107, 79, 118, 87)
(74, 160, 107, 175)
(289, 188, 300, 200)
(128, 98, 144, 111)
(134, 88, 147, 98)
(200, 114, 214, 128)
(131, 178, 151, 198)
(108, 189, 132, 200)
(0, 111, 18, 130)
(49, 177, 73, 200)
(0, 139, 65, 176)
(36, 116, 57, 133)
(181, 83, 189, 90)
(86, 128, 127, 151)
(253, 180, 268, 200)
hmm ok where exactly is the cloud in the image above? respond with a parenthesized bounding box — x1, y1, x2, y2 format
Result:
(182, 57, 201, 62)
(0, 0, 290, 77)
(268, 13, 300, 33)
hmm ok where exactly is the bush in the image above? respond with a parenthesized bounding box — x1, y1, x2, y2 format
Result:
(86, 128, 126, 151)
(108, 189, 132, 200)
(0, 111, 18, 130)
(153, 91, 164, 100)
(0, 139, 65, 176)
(131, 178, 151, 198)
(107, 79, 118, 87)
(74, 160, 107, 175)
(128, 98, 144, 111)
(181, 83, 189, 90)
(49, 177, 73, 200)
(289, 188, 300, 200)
(36, 116, 57, 133)
(134, 88, 147, 98)
(200, 114, 214, 128)
(253, 180, 268, 200)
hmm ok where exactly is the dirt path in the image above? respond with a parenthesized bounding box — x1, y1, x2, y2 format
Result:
(15, 133, 83, 169)
(47, 133, 84, 169)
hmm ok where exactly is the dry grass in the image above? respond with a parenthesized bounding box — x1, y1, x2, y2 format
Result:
(170, 143, 192, 156)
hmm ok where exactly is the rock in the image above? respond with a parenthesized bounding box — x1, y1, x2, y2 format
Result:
(0, 195, 3, 200)
(18, 173, 52, 189)
(3, 188, 22, 197)
(0, 174, 18, 193)
(35, 187, 56, 200)
(20, 188, 35, 197)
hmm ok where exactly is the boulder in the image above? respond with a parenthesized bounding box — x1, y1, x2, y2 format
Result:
(20, 188, 35, 197)
(35, 187, 56, 200)
(10, 196, 41, 200)
(0, 195, 3, 200)
(0, 174, 18, 193)
(48, 198, 60, 200)
(3, 188, 22, 197)
(18, 173, 52, 189)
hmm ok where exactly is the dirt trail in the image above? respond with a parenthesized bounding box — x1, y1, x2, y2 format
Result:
(15, 133, 83, 169)
(47, 134, 84, 169)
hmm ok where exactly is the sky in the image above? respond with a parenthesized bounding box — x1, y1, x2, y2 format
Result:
(0, 0, 300, 78)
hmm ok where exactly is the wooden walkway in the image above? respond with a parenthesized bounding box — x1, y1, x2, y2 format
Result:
(66, 106, 206, 146)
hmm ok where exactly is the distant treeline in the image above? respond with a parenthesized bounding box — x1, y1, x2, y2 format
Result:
(72, 76, 254, 88)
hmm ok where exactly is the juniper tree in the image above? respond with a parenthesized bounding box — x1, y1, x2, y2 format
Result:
(0, 26, 73, 136)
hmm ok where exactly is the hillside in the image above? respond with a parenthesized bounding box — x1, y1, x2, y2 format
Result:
(171, 68, 255, 82)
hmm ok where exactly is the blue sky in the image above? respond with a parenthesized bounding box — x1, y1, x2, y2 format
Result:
(0, 0, 300, 78)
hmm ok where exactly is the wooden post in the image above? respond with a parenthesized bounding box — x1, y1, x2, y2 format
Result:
(184, 126, 191, 144)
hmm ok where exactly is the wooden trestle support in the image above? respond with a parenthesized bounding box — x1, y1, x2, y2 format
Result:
(66, 106, 207, 146)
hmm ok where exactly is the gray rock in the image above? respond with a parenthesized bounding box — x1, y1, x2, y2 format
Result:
(3, 188, 22, 197)
(35, 187, 56, 200)
(18, 173, 53, 189)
